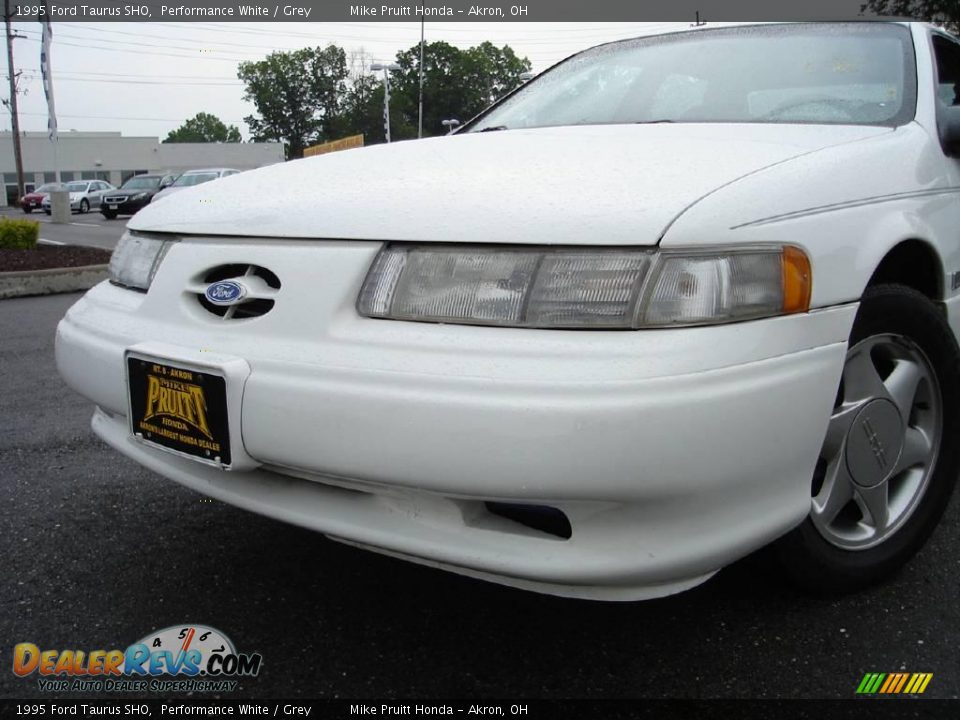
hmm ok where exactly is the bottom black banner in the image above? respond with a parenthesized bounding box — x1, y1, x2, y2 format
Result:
(0, 700, 956, 720)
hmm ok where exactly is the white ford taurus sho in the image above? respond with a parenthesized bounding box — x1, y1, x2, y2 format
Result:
(57, 22, 960, 600)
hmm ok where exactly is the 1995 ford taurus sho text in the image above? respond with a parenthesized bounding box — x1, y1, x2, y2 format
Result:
(57, 23, 960, 599)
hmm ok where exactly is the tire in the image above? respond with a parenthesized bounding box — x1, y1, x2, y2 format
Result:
(79, 199, 89, 214)
(22, 206, 31, 214)
(774, 284, 960, 593)
(44, 209, 50, 216)
(101, 210, 117, 220)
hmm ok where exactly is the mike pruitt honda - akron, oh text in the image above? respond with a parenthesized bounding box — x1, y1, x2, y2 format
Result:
(350, 705, 529, 716)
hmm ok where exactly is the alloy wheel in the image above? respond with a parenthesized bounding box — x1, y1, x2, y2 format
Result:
(811, 334, 942, 550)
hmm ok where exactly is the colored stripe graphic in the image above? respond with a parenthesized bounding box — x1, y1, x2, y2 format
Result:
(857, 672, 932, 694)
(879, 674, 896, 693)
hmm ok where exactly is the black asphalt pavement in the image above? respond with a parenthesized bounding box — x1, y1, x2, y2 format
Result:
(1, 293, 958, 700)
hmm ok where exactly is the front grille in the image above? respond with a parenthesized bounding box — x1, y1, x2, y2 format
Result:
(193, 264, 281, 320)
(104, 196, 126, 204)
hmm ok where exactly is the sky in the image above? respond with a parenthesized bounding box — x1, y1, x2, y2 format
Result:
(5, 21, 704, 140)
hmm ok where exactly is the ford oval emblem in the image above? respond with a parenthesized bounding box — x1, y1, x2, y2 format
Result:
(205, 280, 247, 306)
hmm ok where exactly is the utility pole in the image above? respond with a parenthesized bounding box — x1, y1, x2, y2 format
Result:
(3, 0, 24, 203)
(418, 15, 424, 138)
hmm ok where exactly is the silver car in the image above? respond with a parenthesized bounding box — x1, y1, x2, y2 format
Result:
(42, 180, 116, 214)
(152, 168, 240, 202)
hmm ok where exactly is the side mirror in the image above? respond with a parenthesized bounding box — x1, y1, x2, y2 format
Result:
(938, 104, 960, 157)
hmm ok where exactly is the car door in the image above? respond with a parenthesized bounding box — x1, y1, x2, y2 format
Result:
(89, 182, 103, 208)
(930, 31, 960, 323)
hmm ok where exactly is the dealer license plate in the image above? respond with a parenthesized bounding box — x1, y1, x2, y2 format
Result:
(127, 357, 231, 466)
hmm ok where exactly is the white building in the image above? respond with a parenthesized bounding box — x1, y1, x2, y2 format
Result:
(0, 130, 285, 204)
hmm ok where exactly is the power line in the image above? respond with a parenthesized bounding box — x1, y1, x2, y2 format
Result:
(17, 110, 247, 123)
(17, 33, 578, 68)
(17, 35, 253, 62)
(54, 69, 240, 80)
(43, 23, 623, 51)
(19, 73, 242, 86)
(148, 21, 665, 47)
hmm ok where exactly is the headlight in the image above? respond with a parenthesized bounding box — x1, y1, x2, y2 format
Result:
(108, 232, 175, 291)
(358, 244, 811, 329)
(131, 192, 148, 200)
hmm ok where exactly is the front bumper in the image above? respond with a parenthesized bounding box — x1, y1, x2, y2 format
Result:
(55, 238, 855, 599)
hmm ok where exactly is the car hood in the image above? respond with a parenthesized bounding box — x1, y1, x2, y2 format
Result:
(130, 124, 891, 245)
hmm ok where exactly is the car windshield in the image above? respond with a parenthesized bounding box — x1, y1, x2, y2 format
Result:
(65, 181, 89, 192)
(35, 183, 63, 193)
(172, 172, 219, 187)
(468, 23, 915, 131)
(122, 176, 161, 189)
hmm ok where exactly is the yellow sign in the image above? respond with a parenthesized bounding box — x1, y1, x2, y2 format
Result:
(304, 134, 365, 157)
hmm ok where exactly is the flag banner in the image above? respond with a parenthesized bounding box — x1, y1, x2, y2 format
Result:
(39, 5, 57, 143)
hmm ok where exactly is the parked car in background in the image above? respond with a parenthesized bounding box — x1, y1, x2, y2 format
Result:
(101, 173, 178, 219)
(20, 182, 64, 213)
(55, 22, 960, 601)
(152, 168, 240, 202)
(41, 180, 115, 215)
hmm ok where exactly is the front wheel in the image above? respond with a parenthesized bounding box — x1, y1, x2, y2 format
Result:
(775, 284, 960, 593)
(101, 210, 117, 220)
(22, 206, 31, 214)
(79, 198, 89, 214)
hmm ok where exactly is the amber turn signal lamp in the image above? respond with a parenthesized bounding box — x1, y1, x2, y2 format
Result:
(782, 246, 812, 314)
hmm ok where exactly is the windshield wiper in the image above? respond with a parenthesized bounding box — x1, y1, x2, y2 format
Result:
(478, 125, 509, 132)
(635, 119, 674, 124)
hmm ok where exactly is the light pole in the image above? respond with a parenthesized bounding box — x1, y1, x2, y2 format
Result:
(418, 16, 424, 139)
(3, 0, 25, 203)
(370, 62, 400, 143)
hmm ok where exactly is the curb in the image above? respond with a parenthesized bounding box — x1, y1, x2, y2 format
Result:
(0, 264, 108, 300)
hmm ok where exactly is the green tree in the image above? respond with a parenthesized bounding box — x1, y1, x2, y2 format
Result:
(238, 45, 348, 159)
(388, 40, 531, 140)
(333, 74, 386, 144)
(462, 42, 533, 109)
(328, 49, 388, 144)
(164, 112, 242, 143)
(861, 1, 960, 32)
